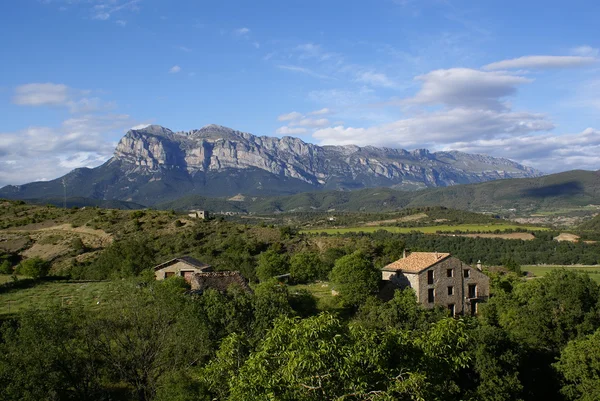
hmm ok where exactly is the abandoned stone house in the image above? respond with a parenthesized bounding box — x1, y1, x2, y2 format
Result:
(190, 271, 252, 294)
(153, 256, 212, 281)
(381, 251, 489, 316)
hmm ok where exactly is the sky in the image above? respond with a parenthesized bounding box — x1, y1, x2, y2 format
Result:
(1, 0, 600, 187)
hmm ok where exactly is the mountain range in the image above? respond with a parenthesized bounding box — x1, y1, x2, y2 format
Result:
(0, 124, 542, 205)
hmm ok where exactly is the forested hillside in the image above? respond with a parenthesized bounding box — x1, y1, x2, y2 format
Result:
(2, 201, 600, 400)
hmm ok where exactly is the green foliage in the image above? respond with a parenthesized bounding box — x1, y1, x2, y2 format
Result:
(502, 257, 523, 275)
(329, 251, 380, 306)
(555, 328, 600, 401)
(289, 251, 328, 283)
(17, 257, 50, 279)
(0, 260, 12, 275)
(86, 236, 156, 279)
(485, 269, 600, 351)
(356, 289, 446, 331)
(251, 280, 294, 337)
(203, 313, 472, 401)
(468, 324, 524, 401)
(256, 249, 289, 282)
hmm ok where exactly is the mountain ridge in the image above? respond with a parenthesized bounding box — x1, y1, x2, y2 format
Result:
(0, 124, 543, 205)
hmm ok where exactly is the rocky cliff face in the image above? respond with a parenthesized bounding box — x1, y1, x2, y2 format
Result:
(0, 124, 543, 205)
(113, 124, 541, 188)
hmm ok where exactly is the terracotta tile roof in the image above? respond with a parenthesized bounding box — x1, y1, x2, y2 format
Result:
(382, 252, 451, 273)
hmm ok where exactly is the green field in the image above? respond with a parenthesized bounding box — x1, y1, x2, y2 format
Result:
(288, 282, 343, 312)
(523, 265, 600, 283)
(302, 223, 549, 235)
(0, 278, 112, 315)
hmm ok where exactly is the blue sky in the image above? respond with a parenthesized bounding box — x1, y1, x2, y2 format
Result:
(1, 0, 599, 186)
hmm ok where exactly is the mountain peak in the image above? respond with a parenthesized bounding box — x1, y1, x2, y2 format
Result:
(1, 124, 543, 205)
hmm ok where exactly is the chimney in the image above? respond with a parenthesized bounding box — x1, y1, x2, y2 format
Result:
(477, 260, 482, 270)
(434, 251, 438, 259)
(403, 249, 411, 258)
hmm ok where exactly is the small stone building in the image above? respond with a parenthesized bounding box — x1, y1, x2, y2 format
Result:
(154, 256, 212, 281)
(190, 271, 252, 294)
(188, 210, 208, 219)
(381, 251, 489, 316)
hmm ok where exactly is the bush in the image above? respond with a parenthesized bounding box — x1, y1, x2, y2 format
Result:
(0, 260, 13, 275)
(17, 257, 50, 279)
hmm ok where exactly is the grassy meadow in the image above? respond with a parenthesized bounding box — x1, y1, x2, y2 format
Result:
(524, 265, 600, 283)
(0, 277, 112, 315)
(302, 223, 549, 235)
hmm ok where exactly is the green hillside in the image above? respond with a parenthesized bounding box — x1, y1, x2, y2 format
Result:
(153, 170, 600, 215)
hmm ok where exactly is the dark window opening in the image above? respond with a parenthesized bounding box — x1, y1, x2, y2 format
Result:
(468, 284, 477, 298)
(428, 288, 435, 303)
(448, 304, 455, 317)
(427, 270, 434, 284)
(447, 286, 454, 296)
(165, 272, 175, 279)
(464, 269, 470, 278)
(447, 268, 453, 277)
(470, 301, 477, 316)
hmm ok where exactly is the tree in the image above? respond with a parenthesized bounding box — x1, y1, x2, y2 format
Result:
(256, 250, 289, 282)
(356, 289, 445, 331)
(555, 329, 600, 401)
(211, 313, 472, 401)
(17, 257, 50, 279)
(487, 269, 600, 351)
(88, 236, 156, 279)
(251, 279, 293, 338)
(329, 251, 380, 306)
(290, 251, 327, 283)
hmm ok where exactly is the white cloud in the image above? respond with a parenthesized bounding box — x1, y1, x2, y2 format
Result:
(178, 45, 192, 52)
(131, 123, 152, 130)
(571, 45, 599, 57)
(13, 83, 69, 106)
(91, 0, 141, 21)
(449, 128, 600, 172)
(234, 27, 250, 35)
(277, 65, 331, 80)
(278, 111, 303, 121)
(309, 108, 331, 115)
(93, 12, 110, 20)
(308, 87, 377, 108)
(291, 118, 330, 128)
(115, 19, 127, 26)
(483, 55, 596, 70)
(0, 114, 138, 187)
(276, 126, 308, 135)
(312, 108, 553, 148)
(169, 65, 181, 74)
(408, 68, 532, 111)
(12, 83, 113, 113)
(356, 71, 398, 88)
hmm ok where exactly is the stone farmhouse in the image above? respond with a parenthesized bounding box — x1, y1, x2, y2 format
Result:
(381, 251, 489, 316)
(154, 256, 212, 281)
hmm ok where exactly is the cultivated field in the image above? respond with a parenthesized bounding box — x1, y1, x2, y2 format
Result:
(302, 224, 549, 235)
(524, 265, 600, 283)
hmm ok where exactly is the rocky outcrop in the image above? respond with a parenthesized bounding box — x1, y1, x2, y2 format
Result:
(0, 124, 543, 205)
(112, 124, 541, 189)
